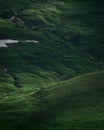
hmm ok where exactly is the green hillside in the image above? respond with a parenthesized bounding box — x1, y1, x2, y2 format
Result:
(0, 71, 104, 130)
(0, 0, 104, 130)
(0, 0, 104, 93)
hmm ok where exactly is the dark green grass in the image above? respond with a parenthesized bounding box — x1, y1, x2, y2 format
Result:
(0, 0, 104, 130)
(0, 71, 104, 130)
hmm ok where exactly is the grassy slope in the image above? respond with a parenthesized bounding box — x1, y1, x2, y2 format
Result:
(0, 0, 104, 129)
(0, 71, 104, 130)
(0, 0, 104, 95)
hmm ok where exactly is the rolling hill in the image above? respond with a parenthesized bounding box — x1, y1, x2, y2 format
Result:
(0, 0, 104, 130)
(0, 71, 104, 130)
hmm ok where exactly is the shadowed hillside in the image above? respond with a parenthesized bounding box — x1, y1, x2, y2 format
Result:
(0, 0, 104, 94)
(0, 0, 104, 130)
(0, 71, 104, 130)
